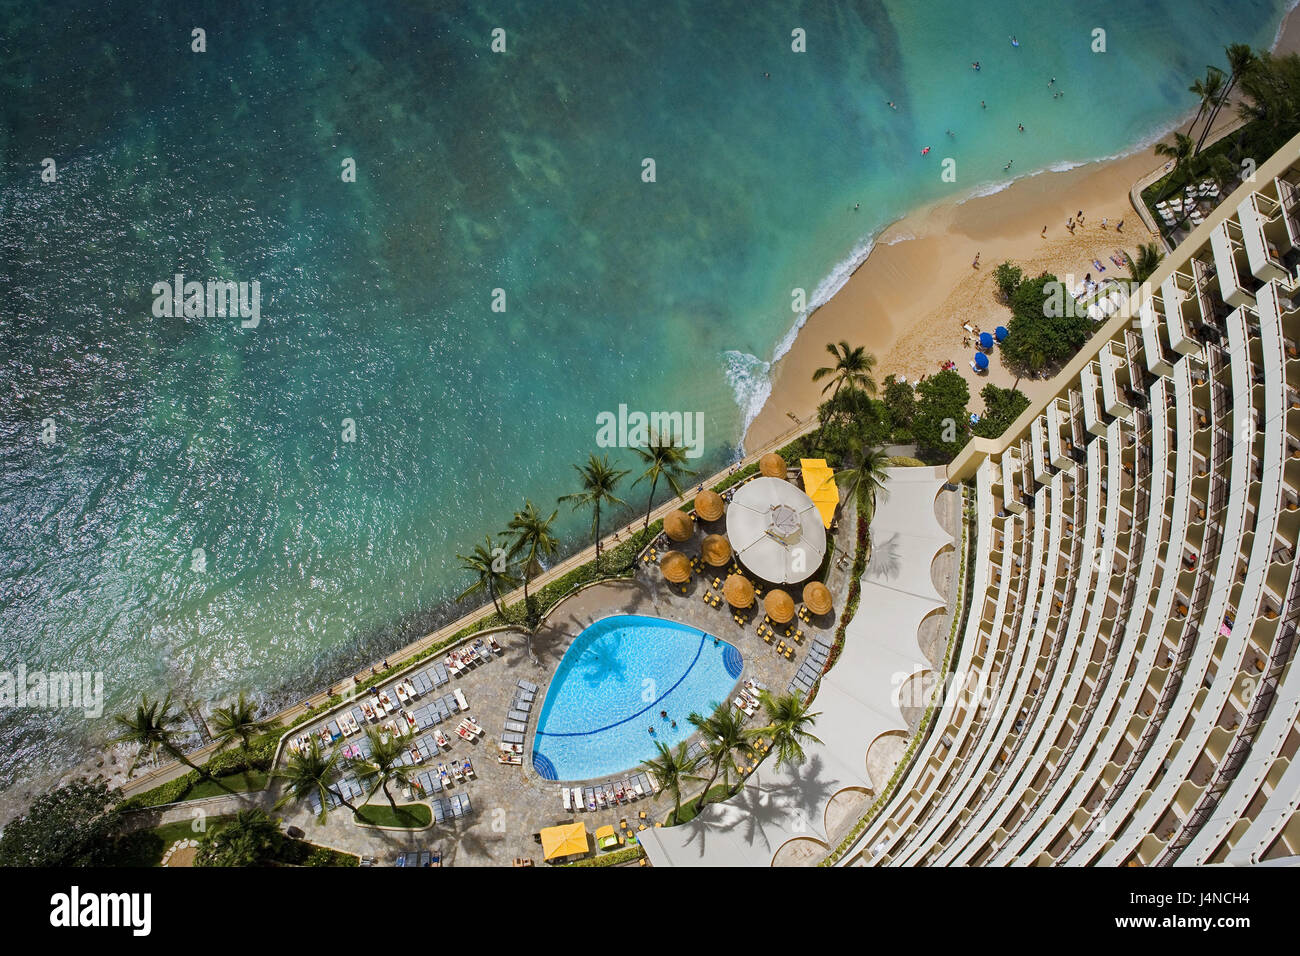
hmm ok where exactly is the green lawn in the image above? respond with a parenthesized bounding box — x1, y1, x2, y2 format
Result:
(182, 770, 268, 801)
(354, 803, 432, 829)
(102, 816, 231, 867)
(667, 784, 736, 826)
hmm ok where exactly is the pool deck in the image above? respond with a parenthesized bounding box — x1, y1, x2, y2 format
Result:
(252, 504, 853, 866)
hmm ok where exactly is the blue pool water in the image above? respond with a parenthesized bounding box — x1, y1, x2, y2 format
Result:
(532, 615, 744, 781)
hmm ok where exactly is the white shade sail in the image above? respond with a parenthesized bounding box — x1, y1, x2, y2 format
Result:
(725, 477, 827, 584)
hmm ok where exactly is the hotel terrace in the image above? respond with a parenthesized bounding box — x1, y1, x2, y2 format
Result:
(641, 132, 1300, 867)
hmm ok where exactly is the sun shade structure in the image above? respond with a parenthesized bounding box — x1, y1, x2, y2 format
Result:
(664, 509, 694, 542)
(979, 331, 994, 349)
(995, 325, 1009, 342)
(800, 458, 840, 529)
(701, 533, 732, 567)
(540, 822, 589, 861)
(803, 580, 833, 616)
(659, 551, 692, 584)
(595, 824, 620, 850)
(758, 452, 787, 479)
(725, 476, 827, 584)
(695, 489, 725, 521)
(764, 588, 795, 623)
(722, 574, 755, 608)
(973, 351, 990, 371)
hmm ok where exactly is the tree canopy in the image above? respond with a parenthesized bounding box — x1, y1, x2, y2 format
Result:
(913, 370, 970, 463)
(0, 780, 124, 867)
(998, 271, 1094, 377)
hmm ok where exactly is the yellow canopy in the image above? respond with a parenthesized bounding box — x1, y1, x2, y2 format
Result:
(540, 822, 589, 861)
(800, 459, 840, 529)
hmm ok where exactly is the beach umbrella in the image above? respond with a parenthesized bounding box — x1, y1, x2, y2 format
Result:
(659, 551, 692, 584)
(663, 509, 694, 542)
(979, 331, 994, 349)
(995, 325, 1009, 342)
(722, 574, 755, 609)
(695, 489, 725, 522)
(764, 589, 796, 624)
(701, 533, 733, 567)
(759, 452, 787, 479)
(974, 352, 989, 372)
(802, 580, 833, 616)
(726, 477, 827, 584)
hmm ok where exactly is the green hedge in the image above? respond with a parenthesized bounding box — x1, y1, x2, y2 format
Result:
(564, 845, 646, 867)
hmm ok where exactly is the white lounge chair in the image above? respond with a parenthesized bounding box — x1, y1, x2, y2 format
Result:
(454, 688, 469, 712)
(563, 788, 572, 811)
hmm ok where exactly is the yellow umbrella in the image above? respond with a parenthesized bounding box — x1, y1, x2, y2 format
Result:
(759, 453, 787, 479)
(800, 458, 840, 529)
(695, 489, 725, 522)
(540, 822, 589, 861)
(764, 588, 795, 623)
(701, 534, 733, 567)
(595, 824, 620, 850)
(803, 580, 833, 616)
(722, 574, 755, 609)
(659, 551, 692, 584)
(664, 509, 695, 542)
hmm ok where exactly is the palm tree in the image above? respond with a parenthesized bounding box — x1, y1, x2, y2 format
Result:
(1198, 43, 1258, 154)
(687, 704, 758, 815)
(757, 692, 823, 772)
(273, 737, 356, 822)
(834, 443, 890, 523)
(456, 535, 520, 619)
(506, 500, 560, 622)
(356, 728, 416, 811)
(559, 454, 629, 567)
(631, 433, 696, 532)
(111, 693, 223, 786)
(812, 341, 878, 398)
(195, 808, 282, 867)
(1124, 242, 1165, 285)
(210, 693, 276, 752)
(1187, 66, 1226, 152)
(642, 740, 704, 824)
(1153, 132, 1197, 203)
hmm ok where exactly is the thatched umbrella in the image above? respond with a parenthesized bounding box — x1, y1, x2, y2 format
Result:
(664, 509, 694, 542)
(722, 574, 755, 609)
(701, 534, 732, 567)
(764, 588, 795, 623)
(759, 452, 787, 479)
(803, 580, 833, 616)
(695, 489, 725, 522)
(659, 551, 692, 584)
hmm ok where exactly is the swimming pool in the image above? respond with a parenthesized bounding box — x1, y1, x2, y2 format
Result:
(531, 615, 744, 782)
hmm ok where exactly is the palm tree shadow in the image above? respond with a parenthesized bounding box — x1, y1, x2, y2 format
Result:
(675, 754, 839, 859)
(864, 532, 903, 583)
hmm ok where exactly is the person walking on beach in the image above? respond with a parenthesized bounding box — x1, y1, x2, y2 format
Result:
(1101, 218, 1108, 230)
(972, 251, 981, 269)
(1116, 218, 1124, 233)
(1041, 225, 1047, 238)
(1077, 209, 1085, 224)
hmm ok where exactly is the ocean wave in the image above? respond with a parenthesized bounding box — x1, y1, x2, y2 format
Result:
(723, 349, 773, 438)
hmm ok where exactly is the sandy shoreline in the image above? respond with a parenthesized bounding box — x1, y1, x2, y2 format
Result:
(745, 8, 1300, 449)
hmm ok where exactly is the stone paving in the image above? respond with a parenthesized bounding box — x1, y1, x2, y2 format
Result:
(244, 506, 855, 866)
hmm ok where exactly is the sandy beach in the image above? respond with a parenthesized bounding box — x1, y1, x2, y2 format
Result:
(746, 9, 1300, 450)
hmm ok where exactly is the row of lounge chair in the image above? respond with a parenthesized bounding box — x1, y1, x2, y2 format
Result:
(412, 756, 476, 796)
(563, 771, 657, 812)
(733, 678, 767, 717)
(445, 636, 503, 677)
(394, 850, 441, 867)
(432, 792, 473, 823)
(499, 680, 537, 764)
(788, 636, 833, 696)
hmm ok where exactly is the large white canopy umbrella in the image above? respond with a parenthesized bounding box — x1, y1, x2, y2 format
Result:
(725, 477, 827, 584)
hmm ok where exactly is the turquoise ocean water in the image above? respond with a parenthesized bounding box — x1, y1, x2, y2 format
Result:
(0, 0, 1291, 790)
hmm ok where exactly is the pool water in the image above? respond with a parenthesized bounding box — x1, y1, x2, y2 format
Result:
(532, 615, 744, 781)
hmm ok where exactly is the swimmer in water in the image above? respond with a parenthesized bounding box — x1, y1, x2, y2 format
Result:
(1049, 76, 1055, 86)
(921, 146, 931, 155)
(887, 101, 897, 110)
(971, 61, 980, 71)
(1004, 159, 1014, 170)
(946, 129, 955, 138)
(1018, 123, 1025, 132)
(981, 99, 987, 109)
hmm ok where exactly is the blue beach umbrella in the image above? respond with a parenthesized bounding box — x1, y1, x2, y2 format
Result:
(974, 351, 989, 371)
(995, 325, 1009, 342)
(979, 331, 994, 350)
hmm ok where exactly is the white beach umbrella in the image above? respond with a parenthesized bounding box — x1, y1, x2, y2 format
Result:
(725, 477, 827, 584)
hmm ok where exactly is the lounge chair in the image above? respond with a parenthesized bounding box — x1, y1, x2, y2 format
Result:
(503, 731, 525, 744)
(517, 679, 538, 693)
(505, 720, 527, 733)
(454, 688, 469, 711)
(508, 709, 529, 723)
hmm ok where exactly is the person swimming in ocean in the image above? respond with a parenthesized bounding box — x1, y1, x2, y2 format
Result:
(921, 146, 931, 155)
(1004, 159, 1014, 170)
(888, 101, 897, 110)
(1010, 35, 1019, 47)
(1018, 123, 1024, 132)
(971, 61, 980, 71)
(946, 129, 955, 138)
(981, 99, 987, 109)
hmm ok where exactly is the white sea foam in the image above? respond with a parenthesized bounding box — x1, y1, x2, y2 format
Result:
(724, 349, 773, 438)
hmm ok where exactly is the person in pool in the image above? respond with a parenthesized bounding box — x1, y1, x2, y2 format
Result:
(971, 61, 980, 70)
(660, 710, 668, 718)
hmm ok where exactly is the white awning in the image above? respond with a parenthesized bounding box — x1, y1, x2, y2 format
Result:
(725, 477, 827, 584)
